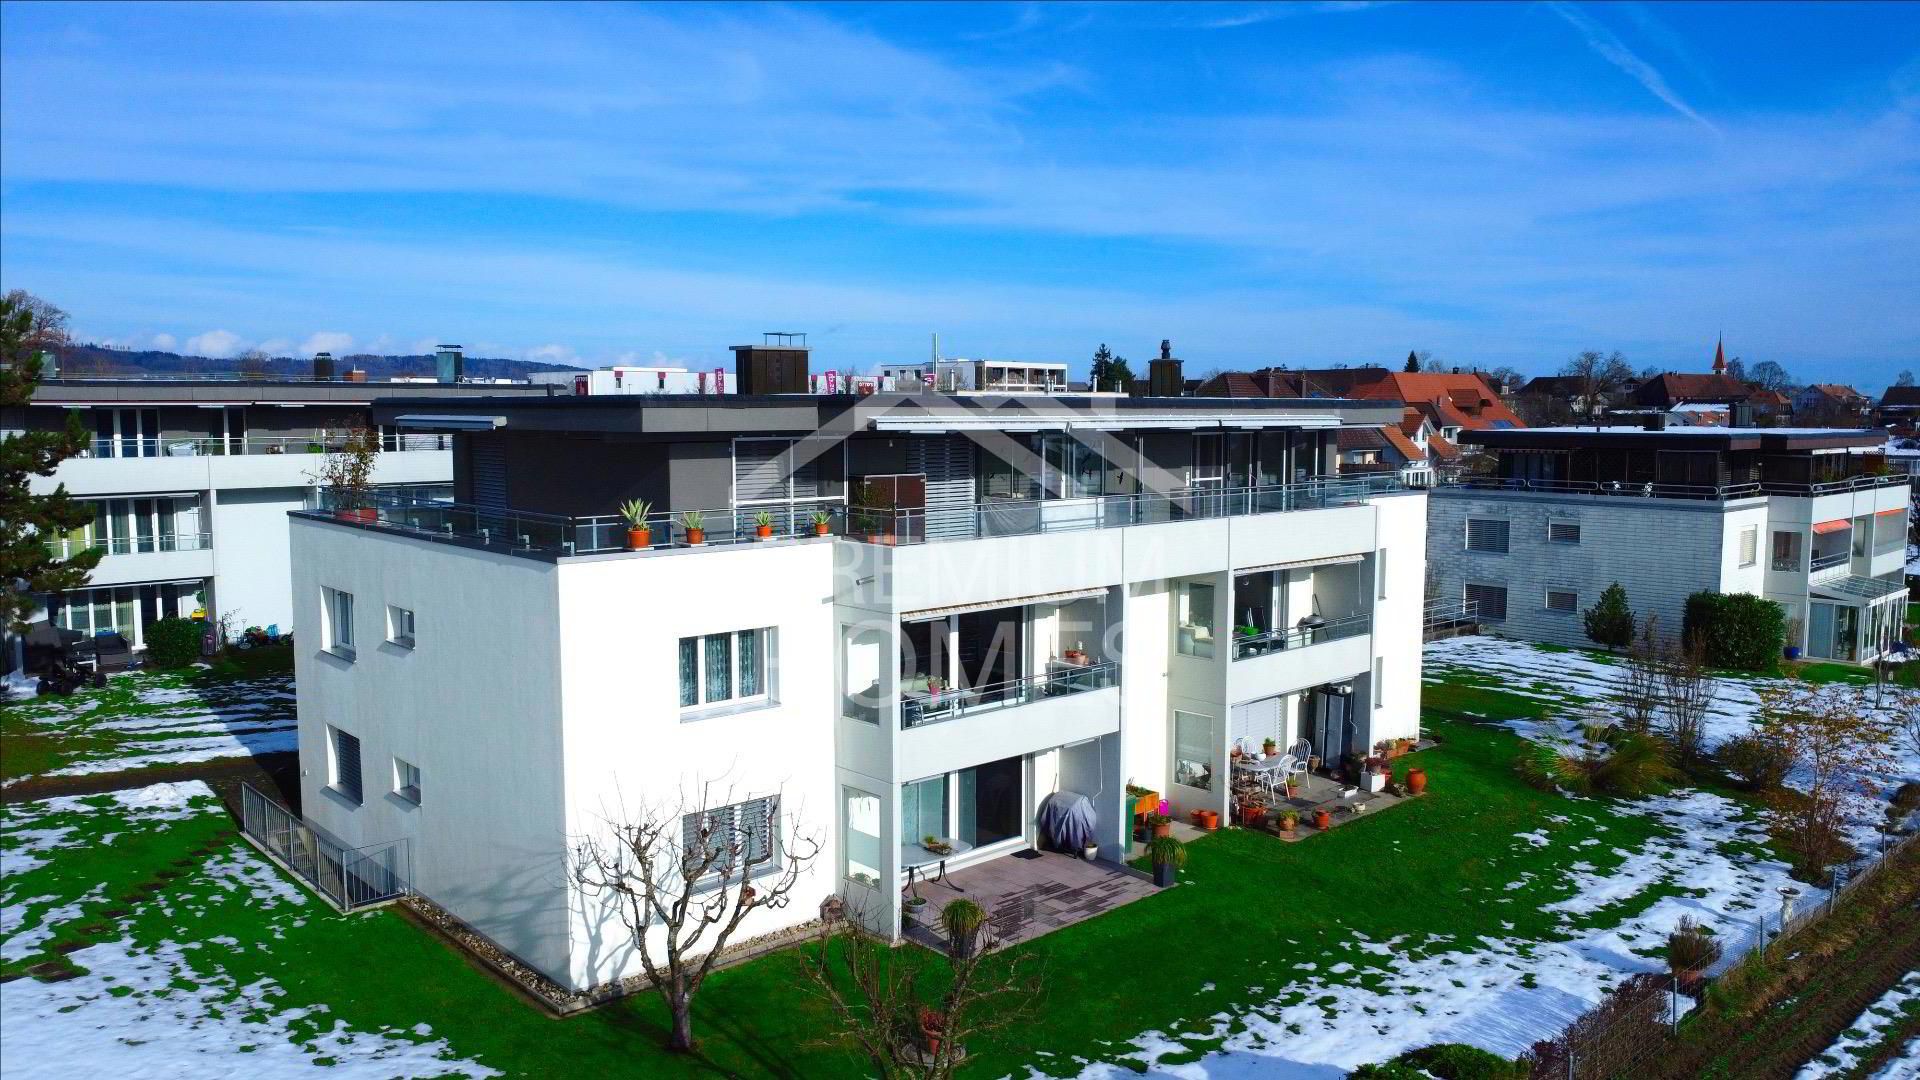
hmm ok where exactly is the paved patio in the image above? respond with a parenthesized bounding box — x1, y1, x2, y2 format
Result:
(902, 849, 1159, 955)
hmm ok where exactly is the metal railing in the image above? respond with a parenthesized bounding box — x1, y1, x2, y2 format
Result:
(1422, 597, 1480, 632)
(851, 474, 1404, 546)
(1231, 613, 1371, 661)
(1763, 473, 1912, 496)
(77, 433, 452, 459)
(901, 660, 1119, 729)
(1810, 550, 1850, 572)
(1442, 475, 1763, 501)
(42, 531, 212, 560)
(238, 782, 409, 911)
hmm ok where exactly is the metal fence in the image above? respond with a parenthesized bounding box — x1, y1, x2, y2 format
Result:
(1422, 597, 1479, 635)
(238, 782, 409, 911)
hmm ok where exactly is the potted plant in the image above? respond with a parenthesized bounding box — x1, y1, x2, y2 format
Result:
(618, 499, 652, 550)
(918, 1006, 948, 1058)
(1284, 774, 1300, 800)
(1263, 737, 1279, 758)
(1405, 765, 1428, 795)
(1148, 835, 1186, 887)
(810, 508, 832, 536)
(1190, 808, 1220, 831)
(1313, 807, 1333, 831)
(1082, 838, 1100, 860)
(1279, 809, 1299, 837)
(1145, 811, 1174, 839)
(1238, 797, 1267, 828)
(1785, 617, 1803, 661)
(306, 426, 381, 522)
(902, 893, 929, 926)
(753, 510, 774, 539)
(679, 510, 705, 545)
(942, 898, 987, 958)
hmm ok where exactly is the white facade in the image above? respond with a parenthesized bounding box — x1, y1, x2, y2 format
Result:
(292, 480, 1428, 994)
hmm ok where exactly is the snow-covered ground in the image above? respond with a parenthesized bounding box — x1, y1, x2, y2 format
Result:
(1795, 971, 1920, 1080)
(0, 667, 295, 786)
(0, 781, 496, 1079)
(1053, 637, 1920, 1078)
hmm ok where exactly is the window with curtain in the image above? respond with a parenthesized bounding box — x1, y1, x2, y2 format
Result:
(679, 629, 774, 713)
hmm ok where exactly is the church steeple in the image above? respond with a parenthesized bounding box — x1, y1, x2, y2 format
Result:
(1712, 335, 1726, 374)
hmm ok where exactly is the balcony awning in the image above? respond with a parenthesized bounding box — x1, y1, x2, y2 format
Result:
(393, 414, 506, 431)
(1812, 575, 1906, 604)
(902, 586, 1109, 623)
(1236, 553, 1365, 576)
(1877, 508, 1904, 518)
(1812, 519, 1851, 534)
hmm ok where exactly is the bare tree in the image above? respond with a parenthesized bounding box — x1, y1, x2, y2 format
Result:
(1616, 615, 1665, 735)
(1560, 349, 1634, 422)
(1659, 637, 1717, 764)
(804, 899, 1043, 1078)
(0, 289, 71, 353)
(1755, 680, 1900, 874)
(236, 348, 270, 379)
(571, 784, 821, 1052)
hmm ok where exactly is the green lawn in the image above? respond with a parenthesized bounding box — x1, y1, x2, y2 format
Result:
(7, 661, 1799, 1077)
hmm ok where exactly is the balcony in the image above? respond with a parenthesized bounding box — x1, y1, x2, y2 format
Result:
(897, 668, 1121, 780)
(43, 532, 212, 560)
(1232, 613, 1371, 661)
(44, 532, 216, 588)
(1227, 615, 1373, 703)
(1443, 476, 1763, 501)
(77, 434, 453, 459)
(901, 661, 1119, 729)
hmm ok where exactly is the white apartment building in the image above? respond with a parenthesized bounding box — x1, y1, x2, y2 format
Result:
(289, 386, 1429, 995)
(6, 370, 553, 672)
(1427, 426, 1910, 662)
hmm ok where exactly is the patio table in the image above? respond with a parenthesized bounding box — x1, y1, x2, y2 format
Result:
(902, 839, 975, 893)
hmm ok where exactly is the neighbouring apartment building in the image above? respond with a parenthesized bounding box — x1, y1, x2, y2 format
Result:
(5, 360, 552, 670)
(289, 372, 1430, 995)
(1426, 425, 1910, 662)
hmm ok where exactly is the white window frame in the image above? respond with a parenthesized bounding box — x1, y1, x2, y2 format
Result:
(322, 587, 355, 660)
(679, 628, 776, 716)
(1738, 525, 1759, 568)
(1545, 589, 1579, 614)
(393, 757, 421, 805)
(1465, 518, 1510, 554)
(328, 725, 363, 804)
(386, 604, 416, 649)
(1547, 520, 1581, 545)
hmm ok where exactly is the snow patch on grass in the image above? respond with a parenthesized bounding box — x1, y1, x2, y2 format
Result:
(1796, 970, 1920, 1079)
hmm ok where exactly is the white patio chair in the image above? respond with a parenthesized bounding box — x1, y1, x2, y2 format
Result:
(1263, 755, 1296, 800)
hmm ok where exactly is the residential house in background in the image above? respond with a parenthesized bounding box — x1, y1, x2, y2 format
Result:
(4, 353, 551, 674)
(288, 357, 1430, 997)
(1792, 384, 1873, 426)
(1875, 386, 1920, 431)
(1189, 366, 1391, 400)
(1426, 425, 1908, 663)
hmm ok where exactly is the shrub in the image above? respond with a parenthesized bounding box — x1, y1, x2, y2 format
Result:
(1517, 734, 1676, 798)
(1717, 733, 1793, 790)
(1349, 1063, 1427, 1080)
(1666, 916, 1723, 976)
(1400, 1043, 1529, 1079)
(1682, 592, 1786, 673)
(1893, 782, 1920, 812)
(1584, 583, 1636, 651)
(144, 617, 204, 668)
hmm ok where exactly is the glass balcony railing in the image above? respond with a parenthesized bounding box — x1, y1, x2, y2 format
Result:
(42, 532, 213, 560)
(1232, 613, 1372, 661)
(77, 434, 453, 459)
(900, 661, 1119, 730)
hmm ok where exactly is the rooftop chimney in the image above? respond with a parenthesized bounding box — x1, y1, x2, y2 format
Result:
(435, 345, 464, 384)
(732, 332, 810, 395)
(1144, 339, 1183, 397)
(312, 351, 335, 381)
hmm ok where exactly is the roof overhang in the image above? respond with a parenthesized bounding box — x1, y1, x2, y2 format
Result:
(393, 413, 506, 431)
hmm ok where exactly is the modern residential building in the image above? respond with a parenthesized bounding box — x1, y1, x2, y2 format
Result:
(6, 363, 553, 666)
(288, 383, 1430, 996)
(1426, 425, 1910, 662)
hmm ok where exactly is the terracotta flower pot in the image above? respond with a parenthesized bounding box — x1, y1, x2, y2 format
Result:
(685, 527, 705, 545)
(335, 507, 377, 523)
(756, 525, 773, 538)
(1153, 820, 1172, 839)
(813, 522, 830, 536)
(1264, 747, 1279, 758)
(1191, 809, 1219, 831)
(1314, 809, 1333, 830)
(1239, 805, 1267, 827)
(627, 527, 652, 550)
(1406, 767, 1428, 795)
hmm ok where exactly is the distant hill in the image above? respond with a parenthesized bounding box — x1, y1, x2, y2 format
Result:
(52, 343, 585, 382)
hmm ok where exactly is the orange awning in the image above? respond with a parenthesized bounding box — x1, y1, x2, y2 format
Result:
(1812, 519, 1851, 535)
(1876, 508, 1904, 518)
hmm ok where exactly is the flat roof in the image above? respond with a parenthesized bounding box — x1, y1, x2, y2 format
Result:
(29, 380, 559, 407)
(1463, 426, 1885, 452)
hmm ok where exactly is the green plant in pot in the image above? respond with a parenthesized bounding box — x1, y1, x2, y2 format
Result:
(753, 509, 775, 538)
(902, 893, 929, 926)
(809, 508, 832, 536)
(941, 898, 987, 959)
(1148, 836, 1186, 888)
(618, 499, 653, 550)
(678, 510, 706, 545)
(305, 426, 381, 521)
(1278, 809, 1300, 837)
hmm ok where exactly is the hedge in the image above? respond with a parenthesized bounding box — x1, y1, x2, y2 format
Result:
(144, 617, 205, 668)
(1682, 591, 1786, 672)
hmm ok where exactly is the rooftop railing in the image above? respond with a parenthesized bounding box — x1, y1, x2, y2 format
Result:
(1444, 472, 1909, 501)
(1231, 613, 1371, 661)
(76, 433, 452, 459)
(900, 661, 1119, 729)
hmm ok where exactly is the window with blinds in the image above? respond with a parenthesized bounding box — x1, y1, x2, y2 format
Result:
(1739, 526, 1759, 568)
(679, 629, 773, 713)
(330, 726, 363, 803)
(682, 796, 779, 881)
(1465, 584, 1508, 621)
(733, 439, 820, 505)
(1466, 518, 1510, 553)
(1547, 521, 1581, 545)
(1546, 589, 1578, 613)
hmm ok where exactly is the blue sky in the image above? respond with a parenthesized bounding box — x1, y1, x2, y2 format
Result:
(1, 1, 1916, 384)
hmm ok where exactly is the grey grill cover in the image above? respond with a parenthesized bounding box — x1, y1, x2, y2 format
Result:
(1039, 791, 1098, 853)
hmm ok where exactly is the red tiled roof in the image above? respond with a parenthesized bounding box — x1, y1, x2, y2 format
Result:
(1633, 372, 1751, 407)
(1426, 432, 1462, 460)
(1379, 425, 1425, 462)
(1336, 427, 1388, 452)
(1351, 372, 1525, 429)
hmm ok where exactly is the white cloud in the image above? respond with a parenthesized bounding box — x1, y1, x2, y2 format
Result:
(299, 331, 353, 355)
(150, 332, 176, 350)
(254, 337, 292, 356)
(183, 329, 243, 358)
(522, 343, 577, 365)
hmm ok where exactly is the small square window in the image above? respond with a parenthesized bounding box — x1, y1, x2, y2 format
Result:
(394, 758, 421, 805)
(322, 587, 355, 660)
(1547, 521, 1581, 545)
(387, 605, 416, 649)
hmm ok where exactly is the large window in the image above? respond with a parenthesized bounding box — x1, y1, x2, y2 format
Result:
(678, 628, 772, 712)
(1465, 583, 1508, 621)
(1173, 709, 1216, 791)
(328, 726, 363, 803)
(1466, 519, 1510, 553)
(957, 757, 1023, 848)
(1177, 581, 1216, 658)
(323, 587, 355, 659)
(843, 788, 882, 889)
(682, 796, 779, 882)
(1772, 530, 1802, 572)
(902, 776, 948, 844)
